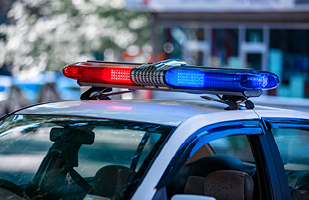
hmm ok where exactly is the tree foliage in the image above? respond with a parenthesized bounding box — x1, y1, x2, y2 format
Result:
(0, 0, 151, 75)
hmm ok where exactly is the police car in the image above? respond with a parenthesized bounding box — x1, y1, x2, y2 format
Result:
(0, 60, 308, 200)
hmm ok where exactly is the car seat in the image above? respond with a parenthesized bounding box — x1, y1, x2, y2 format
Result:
(184, 170, 254, 200)
(93, 165, 135, 200)
(166, 155, 255, 199)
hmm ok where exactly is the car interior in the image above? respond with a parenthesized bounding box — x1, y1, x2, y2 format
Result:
(1, 122, 309, 200)
(165, 143, 256, 200)
(0, 132, 258, 200)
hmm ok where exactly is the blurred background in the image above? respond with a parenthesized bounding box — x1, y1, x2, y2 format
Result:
(1, 0, 309, 115)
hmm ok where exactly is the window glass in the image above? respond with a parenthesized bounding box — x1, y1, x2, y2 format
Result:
(246, 53, 262, 70)
(0, 114, 173, 200)
(158, 26, 212, 66)
(189, 28, 206, 41)
(0, 124, 51, 185)
(246, 29, 263, 42)
(269, 29, 309, 98)
(158, 27, 183, 60)
(273, 128, 309, 165)
(188, 50, 204, 66)
(272, 128, 309, 199)
(211, 29, 239, 68)
(209, 135, 254, 162)
(77, 128, 162, 178)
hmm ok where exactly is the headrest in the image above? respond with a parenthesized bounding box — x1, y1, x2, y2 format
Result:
(204, 170, 254, 200)
(93, 165, 135, 199)
(187, 155, 254, 177)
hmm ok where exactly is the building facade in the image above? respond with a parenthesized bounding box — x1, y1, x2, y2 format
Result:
(127, 0, 309, 98)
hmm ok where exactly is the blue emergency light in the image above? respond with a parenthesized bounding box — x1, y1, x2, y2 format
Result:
(164, 68, 278, 90)
(63, 59, 279, 97)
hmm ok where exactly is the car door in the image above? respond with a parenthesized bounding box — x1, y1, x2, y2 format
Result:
(262, 118, 309, 200)
(157, 119, 291, 200)
(132, 112, 291, 200)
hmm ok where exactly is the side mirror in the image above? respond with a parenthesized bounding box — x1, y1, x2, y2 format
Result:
(171, 194, 216, 200)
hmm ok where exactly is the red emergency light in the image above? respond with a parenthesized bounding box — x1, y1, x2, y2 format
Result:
(63, 61, 140, 85)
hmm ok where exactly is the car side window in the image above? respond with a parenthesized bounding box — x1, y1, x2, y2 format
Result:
(271, 128, 309, 199)
(165, 121, 262, 200)
(209, 135, 254, 163)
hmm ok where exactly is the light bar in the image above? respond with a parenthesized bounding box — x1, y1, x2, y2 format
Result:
(63, 60, 279, 97)
(164, 68, 279, 91)
(62, 61, 139, 85)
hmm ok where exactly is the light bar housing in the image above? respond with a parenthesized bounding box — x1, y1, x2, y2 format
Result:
(63, 60, 279, 97)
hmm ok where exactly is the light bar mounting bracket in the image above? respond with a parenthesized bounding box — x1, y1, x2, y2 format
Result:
(201, 95, 255, 110)
(80, 87, 132, 100)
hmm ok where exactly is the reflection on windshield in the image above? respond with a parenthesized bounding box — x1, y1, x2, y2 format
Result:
(0, 114, 173, 200)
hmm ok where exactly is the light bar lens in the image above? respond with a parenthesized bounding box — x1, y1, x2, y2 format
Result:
(165, 70, 241, 89)
(63, 62, 137, 85)
(259, 73, 279, 89)
(165, 68, 279, 91)
(63, 60, 279, 97)
(165, 70, 205, 87)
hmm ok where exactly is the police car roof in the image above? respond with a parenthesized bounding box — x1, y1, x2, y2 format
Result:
(15, 100, 308, 126)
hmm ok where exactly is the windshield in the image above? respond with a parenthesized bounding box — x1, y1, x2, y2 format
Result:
(0, 114, 174, 200)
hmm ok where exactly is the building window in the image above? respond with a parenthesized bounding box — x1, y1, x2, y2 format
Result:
(269, 29, 309, 98)
(211, 29, 239, 68)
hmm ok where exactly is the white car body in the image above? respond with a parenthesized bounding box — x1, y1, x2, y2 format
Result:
(14, 99, 309, 200)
